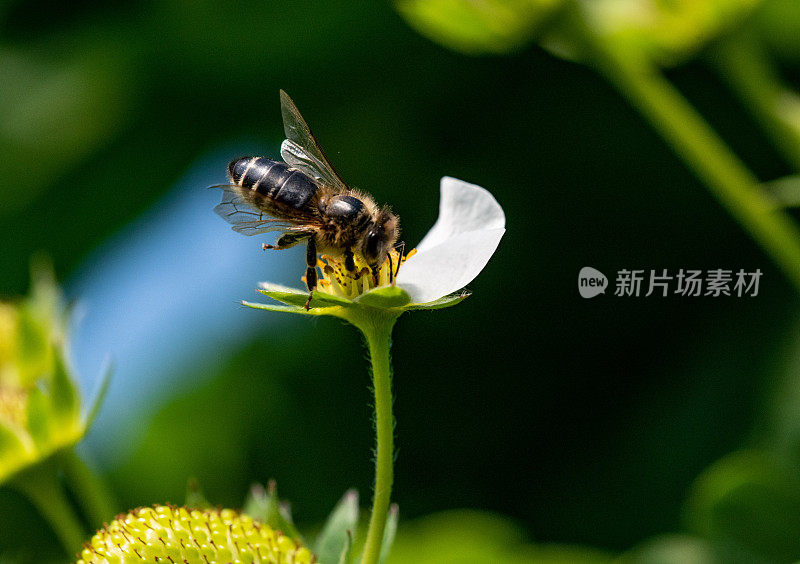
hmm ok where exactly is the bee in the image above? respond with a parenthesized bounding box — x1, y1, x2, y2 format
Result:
(215, 90, 400, 309)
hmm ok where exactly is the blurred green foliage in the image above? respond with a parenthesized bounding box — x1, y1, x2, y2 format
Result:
(4, 0, 800, 562)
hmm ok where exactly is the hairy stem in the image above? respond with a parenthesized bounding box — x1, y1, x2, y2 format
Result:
(355, 314, 397, 564)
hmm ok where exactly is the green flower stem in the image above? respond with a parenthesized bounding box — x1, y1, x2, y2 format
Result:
(348, 310, 399, 564)
(60, 449, 118, 529)
(13, 460, 85, 556)
(565, 2, 800, 293)
(710, 30, 800, 171)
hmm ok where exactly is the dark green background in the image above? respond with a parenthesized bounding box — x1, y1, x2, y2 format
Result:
(1, 0, 797, 560)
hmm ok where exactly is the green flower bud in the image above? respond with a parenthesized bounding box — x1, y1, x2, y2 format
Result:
(0, 266, 90, 485)
(396, 0, 563, 55)
(77, 505, 314, 564)
(576, 0, 764, 66)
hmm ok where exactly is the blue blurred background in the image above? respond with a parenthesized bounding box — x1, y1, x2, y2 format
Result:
(5, 1, 800, 562)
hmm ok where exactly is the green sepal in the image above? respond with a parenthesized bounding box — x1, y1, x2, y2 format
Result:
(185, 477, 211, 509)
(258, 283, 352, 308)
(48, 350, 79, 429)
(15, 303, 50, 387)
(243, 482, 270, 522)
(84, 359, 113, 429)
(355, 286, 411, 309)
(315, 489, 359, 564)
(242, 301, 319, 316)
(243, 481, 304, 543)
(0, 423, 30, 484)
(337, 530, 353, 564)
(378, 503, 399, 564)
(25, 386, 50, 449)
(405, 291, 470, 310)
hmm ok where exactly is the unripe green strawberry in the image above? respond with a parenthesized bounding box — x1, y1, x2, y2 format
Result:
(77, 505, 314, 564)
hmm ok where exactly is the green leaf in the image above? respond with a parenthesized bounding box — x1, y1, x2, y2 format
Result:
(395, 0, 561, 55)
(405, 291, 470, 310)
(355, 286, 411, 309)
(315, 489, 359, 564)
(378, 503, 399, 564)
(387, 509, 613, 563)
(619, 534, 757, 564)
(684, 449, 800, 563)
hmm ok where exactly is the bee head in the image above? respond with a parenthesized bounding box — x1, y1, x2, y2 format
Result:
(362, 208, 400, 269)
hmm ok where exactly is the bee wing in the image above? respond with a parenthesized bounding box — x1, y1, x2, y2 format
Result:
(212, 184, 298, 236)
(280, 90, 350, 192)
(281, 139, 344, 189)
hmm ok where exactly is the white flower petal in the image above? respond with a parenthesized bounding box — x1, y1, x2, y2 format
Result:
(415, 177, 505, 253)
(396, 177, 505, 303)
(397, 228, 505, 303)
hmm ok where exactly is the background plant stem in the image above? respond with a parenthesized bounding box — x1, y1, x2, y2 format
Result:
(567, 2, 800, 293)
(13, 460, 85, 556)
(60, 449, 118, 528)
(710, 29, 800, 171)
(356, 315, 396, 564)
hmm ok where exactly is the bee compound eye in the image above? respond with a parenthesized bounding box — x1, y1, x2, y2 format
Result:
(365, 230, 382, 259)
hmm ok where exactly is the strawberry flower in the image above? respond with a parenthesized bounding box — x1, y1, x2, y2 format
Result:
(242, 175, 504, 564)
(244, 176, 505, 316)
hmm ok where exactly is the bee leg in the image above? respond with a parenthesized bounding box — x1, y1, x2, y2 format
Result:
(304, 236, 318, 311)
(263, 232, 306, 251)
(392, 241, 406, 281)
(344, 247, 356, 273)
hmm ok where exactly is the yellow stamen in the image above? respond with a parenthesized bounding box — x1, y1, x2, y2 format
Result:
(305, 248, 417, 300)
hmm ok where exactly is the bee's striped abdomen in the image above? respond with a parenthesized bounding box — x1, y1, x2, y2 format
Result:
(228, 156, 317, 209)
